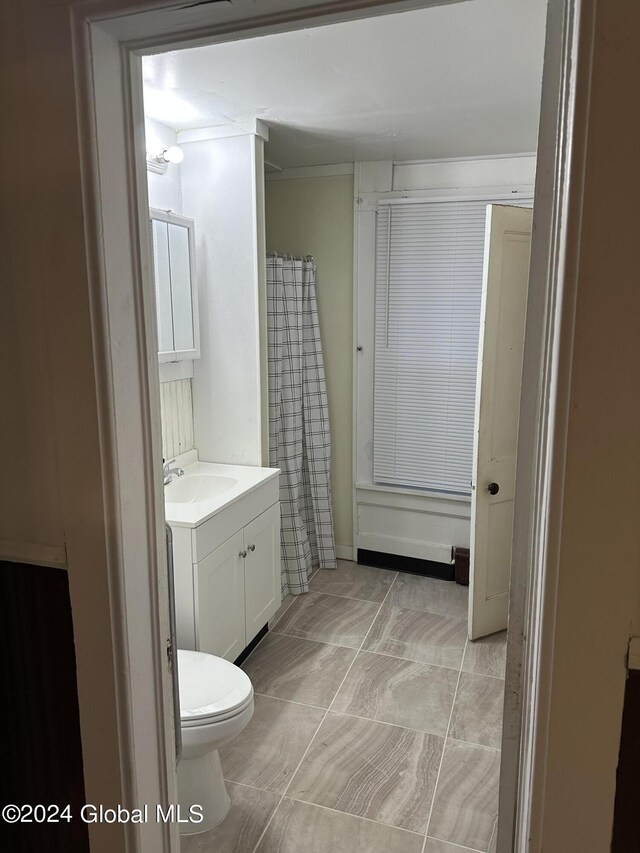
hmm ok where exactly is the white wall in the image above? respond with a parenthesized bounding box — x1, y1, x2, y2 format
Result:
(145, 119, 269, 467)
(265, 171, 355, 556)
(145, 118, 183, 213)
(145, 118, 196, 459)
(181, 132, 266, 466)
(393, 154, 537, 192)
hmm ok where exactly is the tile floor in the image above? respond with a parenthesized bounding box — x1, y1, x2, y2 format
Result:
(182, 560, 507, 853)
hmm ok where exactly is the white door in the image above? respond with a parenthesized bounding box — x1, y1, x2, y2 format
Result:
(195, 530, 245, 660)
(469, 205, 533, 641)
(244, 503, 282, 643)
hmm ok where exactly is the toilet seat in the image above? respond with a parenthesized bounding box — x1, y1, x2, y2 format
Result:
(177, 649, 253, 727)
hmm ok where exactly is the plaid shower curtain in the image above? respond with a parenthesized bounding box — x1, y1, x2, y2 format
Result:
(267, 255, 337, 595)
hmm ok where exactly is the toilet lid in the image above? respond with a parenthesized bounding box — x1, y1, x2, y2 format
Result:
(177, 649, 253, 726)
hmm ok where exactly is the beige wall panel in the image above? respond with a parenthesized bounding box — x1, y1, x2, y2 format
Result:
(265, 174, 354, 552)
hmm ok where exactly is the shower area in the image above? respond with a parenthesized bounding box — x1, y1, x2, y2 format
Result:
(266, 252, 337, 595)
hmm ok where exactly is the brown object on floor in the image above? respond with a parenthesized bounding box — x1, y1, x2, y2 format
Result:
(454, 546, 470, 586)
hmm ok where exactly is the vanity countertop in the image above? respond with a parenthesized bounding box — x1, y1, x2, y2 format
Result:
(164, 458, 280, 529)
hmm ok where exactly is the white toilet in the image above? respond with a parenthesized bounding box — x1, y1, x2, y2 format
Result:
(177, 649, 254, 835)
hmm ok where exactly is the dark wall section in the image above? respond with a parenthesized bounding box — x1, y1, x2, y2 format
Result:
(0, 562, 89, 852)
(611, 669, 640, 851)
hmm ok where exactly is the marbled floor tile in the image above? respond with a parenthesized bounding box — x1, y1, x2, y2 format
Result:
(363, 604, 467, 669)
(242, 633, 356, 708)
(269, 593, 294, 628)
(180, 782, 280, 853)
(332, 651, 458, 735)
(449, 672, 505, 750)
(428, 739, 501, 852)
(219, 695, 325, 793)
(424, 839, 483, 853)
(309, 561, 396, 603)
(387, 574, 469, 620)
(254, 798, 424, 853)
(288, 711, 443, 833)
(271, 592, 380, 649)
(462, 632, 507, 679)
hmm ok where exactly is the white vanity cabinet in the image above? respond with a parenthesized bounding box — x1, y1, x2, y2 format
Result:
(166, 461, 281, 662)
(195, 504, 281, 660)
(242, 504, 282, 642)
(195, 531, 246, 661)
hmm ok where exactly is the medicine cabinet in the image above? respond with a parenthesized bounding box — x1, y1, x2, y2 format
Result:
(150, 208, 200, 363)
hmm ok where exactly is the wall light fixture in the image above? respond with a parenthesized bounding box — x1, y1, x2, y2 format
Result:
(146, 145, 184, 174)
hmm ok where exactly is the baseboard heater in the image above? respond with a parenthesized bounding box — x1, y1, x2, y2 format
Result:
(357, 549, 455, 582)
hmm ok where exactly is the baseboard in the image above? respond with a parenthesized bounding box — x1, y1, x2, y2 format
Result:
(356, 531, 453, 565)
(357, 549, 455, 581)
(335, 544, 354, 561)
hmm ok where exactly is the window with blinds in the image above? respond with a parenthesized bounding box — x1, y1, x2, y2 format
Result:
(373, 197, 532, 495)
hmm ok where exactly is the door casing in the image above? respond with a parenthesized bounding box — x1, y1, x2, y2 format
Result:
(69, 0, 592, 850)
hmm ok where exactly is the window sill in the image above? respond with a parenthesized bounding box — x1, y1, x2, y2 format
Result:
(355, 481, 471, 503)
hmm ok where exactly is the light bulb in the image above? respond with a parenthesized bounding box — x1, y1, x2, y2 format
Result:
(160, 146, 184, 165)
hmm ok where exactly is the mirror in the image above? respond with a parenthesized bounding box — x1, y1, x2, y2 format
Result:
(150, 208, 199, 362)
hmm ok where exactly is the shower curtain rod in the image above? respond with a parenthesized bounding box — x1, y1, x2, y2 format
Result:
(267, 251, 315, 262)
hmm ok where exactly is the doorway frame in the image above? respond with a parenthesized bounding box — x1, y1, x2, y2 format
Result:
(71, 0, 591, 850)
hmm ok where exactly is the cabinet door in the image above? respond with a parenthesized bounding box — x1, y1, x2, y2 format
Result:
(150, 208, 200, 363)
(244, 503, 281, 643)
(167, 222, 195, 354)
(151, 219, 174, 356)
(195, 530, 245, 661)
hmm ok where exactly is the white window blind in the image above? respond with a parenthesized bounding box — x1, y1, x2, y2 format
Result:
(373, 197, 532, 495)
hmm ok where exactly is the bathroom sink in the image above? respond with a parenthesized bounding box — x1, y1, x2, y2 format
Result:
(165, 474, 237, 504)
(164, 456, 280, 532)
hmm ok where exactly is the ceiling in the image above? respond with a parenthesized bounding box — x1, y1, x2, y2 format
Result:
(142, 0, 547, 169)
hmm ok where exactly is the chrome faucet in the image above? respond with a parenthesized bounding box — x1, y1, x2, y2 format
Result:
(163, 459, 185, 485)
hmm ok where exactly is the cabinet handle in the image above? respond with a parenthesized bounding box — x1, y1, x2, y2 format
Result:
(239, 550, 247, 558)
(248, 544, 256, 552)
